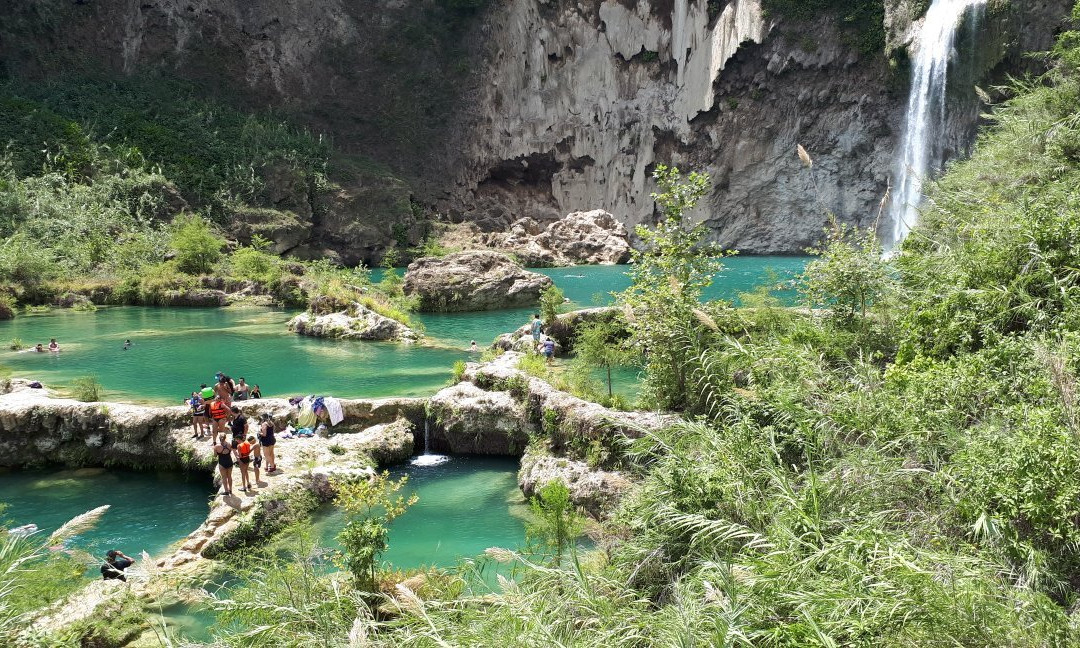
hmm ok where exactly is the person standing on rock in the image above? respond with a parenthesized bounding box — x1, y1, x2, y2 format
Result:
(208, 396, 231, 445)
(235, 435, 254, 493)
(235, 377, 250, 401)
(229, 406, 248, 445)
(215, 374, 235, 405)
(248, 435, 263, 486)
(257, 413, 277, 474)
(214, 442, 236, 496)
(531, 314, 542, 343)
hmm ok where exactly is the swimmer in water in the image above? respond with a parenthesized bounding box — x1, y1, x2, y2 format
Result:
(48, 338, 59, 352)
(34, 343, 44, 353)
(469, 340, 479, 352)
(123, 339, 131, 350)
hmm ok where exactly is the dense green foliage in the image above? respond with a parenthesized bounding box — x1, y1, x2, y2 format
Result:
(0, 75, 415, 321)
(762, 0, 888, 56)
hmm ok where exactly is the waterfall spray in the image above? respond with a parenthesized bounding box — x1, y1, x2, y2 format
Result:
(889, 0, 987, 246)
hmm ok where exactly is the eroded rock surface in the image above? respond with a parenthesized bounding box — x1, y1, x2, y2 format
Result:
(403, 251, 552, 312)
(480, 210, 631, 266)
(427, 382, 532, 455)
(519, 446, 633, 518)
(288, 303, 419, 342)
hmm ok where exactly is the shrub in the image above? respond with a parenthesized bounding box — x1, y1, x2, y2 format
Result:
(229, 243, 282, 284)
(71, 375, 103, 402)
(170, 214, 224, 274)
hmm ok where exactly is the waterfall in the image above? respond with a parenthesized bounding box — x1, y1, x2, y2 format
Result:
(889, 0, 987, 246)
(411, 414, 449, 467)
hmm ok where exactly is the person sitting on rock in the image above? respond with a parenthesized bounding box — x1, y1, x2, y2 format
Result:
(469, 340, 479, 353)
(235, 377, 250, 401)
(100, 550, 135, 582)
(250, 384, 262, 399)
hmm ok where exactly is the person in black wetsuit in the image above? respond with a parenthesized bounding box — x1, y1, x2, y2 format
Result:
(100, 550, 135, 582)
(215, 442, 235, 496)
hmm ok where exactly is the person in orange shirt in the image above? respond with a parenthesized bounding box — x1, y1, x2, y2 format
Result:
(235, 436, 254, 493)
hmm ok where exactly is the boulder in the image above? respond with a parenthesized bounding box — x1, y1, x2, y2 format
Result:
(288, 303, 419, 342)
(518, 447, 633, 518)
(493, 210, 632, 266)
(403, 251, 553, 312)
(427, 382, 534, 455)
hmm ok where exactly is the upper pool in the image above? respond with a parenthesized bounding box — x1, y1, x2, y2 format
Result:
(0, 258, 806, 404)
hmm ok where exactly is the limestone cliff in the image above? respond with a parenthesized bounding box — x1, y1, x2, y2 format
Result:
(0, 0, 1071, 254)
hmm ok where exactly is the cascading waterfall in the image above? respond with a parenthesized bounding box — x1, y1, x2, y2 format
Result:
(411, 414, 449, 467)
(889, 0, 988, 246)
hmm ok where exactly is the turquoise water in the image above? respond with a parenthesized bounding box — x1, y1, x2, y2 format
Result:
(312, 456, 526, 573)
(0, 259, 806, 404)
(0, 468, 213, 562)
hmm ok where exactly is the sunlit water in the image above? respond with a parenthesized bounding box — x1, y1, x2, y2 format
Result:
(311, 456, 527, 573)
(0, 468, 213, 565)
(0, 258, 806, 404)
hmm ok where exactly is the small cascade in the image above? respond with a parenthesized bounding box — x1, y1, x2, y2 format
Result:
(889, 0, 988, 246)
(410, 415, 449, 467)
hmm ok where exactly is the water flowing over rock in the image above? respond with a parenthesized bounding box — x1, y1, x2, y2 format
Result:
(888, 0, 988, 245)
(403, 251, 552, 312)
(487, 210, 632, 266)
(288, 304, 419, 342)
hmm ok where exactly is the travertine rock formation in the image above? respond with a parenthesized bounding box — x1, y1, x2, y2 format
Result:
(403, 251, 553, 312)
(482, 210, 632, 266)
(288, 304, 419, 342)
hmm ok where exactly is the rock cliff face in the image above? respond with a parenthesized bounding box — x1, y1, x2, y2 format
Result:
(0, 1, 1071, 254)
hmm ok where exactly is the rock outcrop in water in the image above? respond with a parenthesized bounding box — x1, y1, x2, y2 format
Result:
(427, 350, 674, 515)
(403, 251, 552, 312)
(288, 303, 419, 342)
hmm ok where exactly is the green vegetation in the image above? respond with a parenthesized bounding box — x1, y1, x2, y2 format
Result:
(70, 374, 102, 402)
(617, 165, 727, 410)
(0, 504, 109, 644)
(334, 472, 418, 592)
(538, 284, 565, 325)
(0, 75, 417, 324)
(762, 0, 888, 56)
(526, 480, 585, 563)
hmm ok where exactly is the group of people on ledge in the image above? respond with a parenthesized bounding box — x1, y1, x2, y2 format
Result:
(186, 372, 276, 498)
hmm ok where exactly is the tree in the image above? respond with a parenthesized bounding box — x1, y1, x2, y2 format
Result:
(540, 284, 565, 326)
(526, 480, 585, 564)
(573, 318, 636, 398)
(170, 214, 224, 274)
(617, 165, 727, 409)
(334, 472, 417, 592)
(800, 218, 892, 323)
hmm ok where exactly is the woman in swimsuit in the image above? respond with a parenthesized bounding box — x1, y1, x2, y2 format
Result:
(48, 338, 59, 352)
(235, 436, 253, 493)
(257, 413, 277, 474)
(214, 443, 235, 496)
